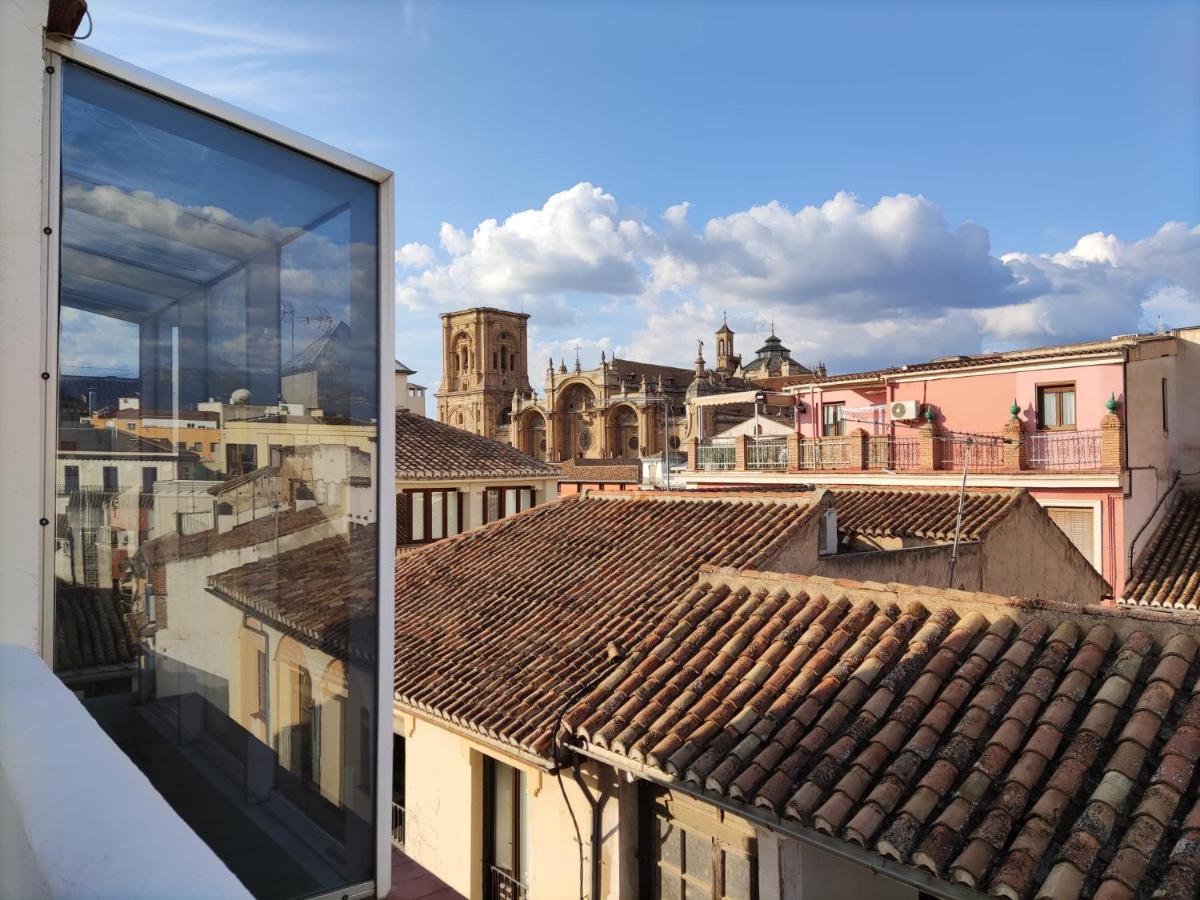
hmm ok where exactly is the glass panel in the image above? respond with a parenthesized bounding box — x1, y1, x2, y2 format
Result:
(54, 62, 380, 898)
(659, 872, 682, 900)
(430, 491, 444, 540)
(685, 830, 713, 882)
(1061, 390, 1076, 427)
(1042, 390, 1059, 428)
(412, 492, 426, 541)
(659, 816, 682, 868)
(486, 489, 501, 523)
(491, 760, 517, 873)
(722, 851, 751, 900)
(504, 489, 517, 518)
(446, 491, 459, 535)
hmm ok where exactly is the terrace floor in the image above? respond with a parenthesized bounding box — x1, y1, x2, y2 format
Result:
(385, 846, 464, 900)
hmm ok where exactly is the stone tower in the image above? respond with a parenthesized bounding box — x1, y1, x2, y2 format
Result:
(436, 308, 532, 439)
(715, 315, 740, 375)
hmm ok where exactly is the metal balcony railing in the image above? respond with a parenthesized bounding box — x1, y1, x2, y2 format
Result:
(746, 436, 788, 470)
(866, 436, 921, 471)
(696, 441, 736, 471)
(935, 432, 1007, 472)
(796, 436, 851, 470)
(488, 865, 528, 900)
(391, 802, 405, 847)
(1026, 429, 1102, 470)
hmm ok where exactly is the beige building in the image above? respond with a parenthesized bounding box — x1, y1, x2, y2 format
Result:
(395, 410, 560, 546)
(396, 359, 428, 417)
(436, 308, 534, 441)
(390, 488, 1115, 899)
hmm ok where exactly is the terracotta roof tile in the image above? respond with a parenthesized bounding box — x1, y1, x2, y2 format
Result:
(54, 583, 138, 672)
(567, 570, 1200, 900)
(394, 491, 821, 758)
(395, 410, 558, 480)
(1123, 490, 1200, 609)
(828, 487, 1021, 542)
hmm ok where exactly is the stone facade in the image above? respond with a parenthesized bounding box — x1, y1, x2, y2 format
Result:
(435, 308, 532, 441)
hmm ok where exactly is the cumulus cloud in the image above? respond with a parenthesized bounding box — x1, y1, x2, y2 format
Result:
(396, 182, 1199, 374)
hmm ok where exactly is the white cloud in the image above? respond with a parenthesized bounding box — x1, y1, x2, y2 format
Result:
(397, 242, 436, 268)
(396, 182, 1200, 375)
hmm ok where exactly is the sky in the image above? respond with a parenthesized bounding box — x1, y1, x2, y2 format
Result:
(85, 0, 1200, 403)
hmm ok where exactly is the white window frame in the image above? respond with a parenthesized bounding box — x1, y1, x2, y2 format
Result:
(39, 37, 396, 899)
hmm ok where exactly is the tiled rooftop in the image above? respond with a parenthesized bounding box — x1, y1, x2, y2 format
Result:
(392, 491, 822, 758)
(395, 410, 559, 480)
(565, 569, 1200, 900)
(54, 583, 138, 672)
(830, 487, 1022, 542)
(140, 505, 330, 567)
(207, 525, 377, 659)
(1124, 490, 1200, 610)
(556, 458, 642, 483)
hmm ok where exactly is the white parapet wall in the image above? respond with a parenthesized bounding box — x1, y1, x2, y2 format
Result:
(0, 644, 252, 900)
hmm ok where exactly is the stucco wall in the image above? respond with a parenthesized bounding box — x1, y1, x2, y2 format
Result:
(815, 542, 983, 592)
(0, 0, 49, 652)
(759, 834, 917, 900)
(980, 492, 1111, 602)
(793, 362, 1125, 439)
(397, 713, 631, 900)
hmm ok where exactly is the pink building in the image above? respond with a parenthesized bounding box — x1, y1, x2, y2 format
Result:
(687, 326, 1200, 595)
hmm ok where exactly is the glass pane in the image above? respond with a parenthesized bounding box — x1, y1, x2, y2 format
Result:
(486, 489, 501, 523)
(1042, 391, 1059, 427)
(54, 62, 380, 898)
(446, 491, 459, 535)
(412, 492, 426, 541)
(430, 491, 444, 540)
(1062, 390, 1076, 426)
(504, 489, 517, 518)
(491, 760, 517, 873)
(658, 871, 682, 900)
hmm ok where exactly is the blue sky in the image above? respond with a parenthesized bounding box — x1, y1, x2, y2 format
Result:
(88, 1, 1200, 398)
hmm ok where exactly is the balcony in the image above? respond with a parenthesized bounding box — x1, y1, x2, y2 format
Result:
(488, 865, 528, 900)
(0, 645, 249, 899)
(691, 422, 1115, 478)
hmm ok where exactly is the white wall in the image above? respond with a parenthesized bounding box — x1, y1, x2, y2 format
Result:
(0, 0, 50, 652)
(0, 644, 251, 899)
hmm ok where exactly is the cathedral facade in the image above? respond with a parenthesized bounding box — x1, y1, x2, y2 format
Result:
(436, 307, 814, 462)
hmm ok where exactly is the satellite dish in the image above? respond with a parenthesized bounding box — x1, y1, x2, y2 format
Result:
(229, 388, 251, 406)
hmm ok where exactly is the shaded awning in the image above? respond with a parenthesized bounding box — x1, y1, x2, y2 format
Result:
(691, 390, 797, 408)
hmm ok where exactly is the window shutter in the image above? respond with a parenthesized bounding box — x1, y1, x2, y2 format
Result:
(1046, 506, 1096, 567)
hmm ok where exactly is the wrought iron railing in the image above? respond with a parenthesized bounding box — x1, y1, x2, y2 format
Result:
(935, 432, 1007, 472)
(796, 437, 851, 470)
(489, 865, 528, 900)
(391, 802, 405, 847)
(696, 441, 736, 471)
(866, 436, 921, 471)
(1026, 429, 1102, 470)
(746, 436, 788, 470)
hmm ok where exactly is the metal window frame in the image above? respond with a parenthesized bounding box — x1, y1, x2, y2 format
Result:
(40, 37, 396, 898)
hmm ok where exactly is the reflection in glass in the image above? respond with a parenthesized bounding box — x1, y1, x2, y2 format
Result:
(53, 62, 380, 899)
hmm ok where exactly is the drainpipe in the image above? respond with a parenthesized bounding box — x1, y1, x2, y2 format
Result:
(571, 758, 610, 900)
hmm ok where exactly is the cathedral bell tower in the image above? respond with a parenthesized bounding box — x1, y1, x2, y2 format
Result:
(715, 314, 740, 376)
(436, 307, 532, 439)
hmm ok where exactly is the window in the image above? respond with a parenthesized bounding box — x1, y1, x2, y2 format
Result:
(1045, 505, 1097, 569)
(392, 734, 406, 846)
(52, 61, 382, 894)
(483, 486, 536, 524)
(1162, 378, 1169, 433)
(1036, 384, 1076, 430)
(209, 442, 219, 453)
(484, 757, 527, 899)
(63, 465, 79, 494)
(404, 489, 463, 544)
(821, 402, 844, 437)
(642, 788, 757, 900)
(255, 649, 269, 721)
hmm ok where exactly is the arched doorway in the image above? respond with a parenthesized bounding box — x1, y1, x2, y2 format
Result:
(517, 409, 547, 460)
(606, 403, 640, 458)
(555, 382, 595, 460)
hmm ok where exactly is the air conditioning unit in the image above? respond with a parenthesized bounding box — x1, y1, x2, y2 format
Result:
(890, 400, 920, 421)
(279, 402, 306, 417)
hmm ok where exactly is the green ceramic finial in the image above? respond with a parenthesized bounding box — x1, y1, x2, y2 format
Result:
(1106, 393, 1118, 414)
(924, 405, 935, 423)
(1009, 399, 1020, 419)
